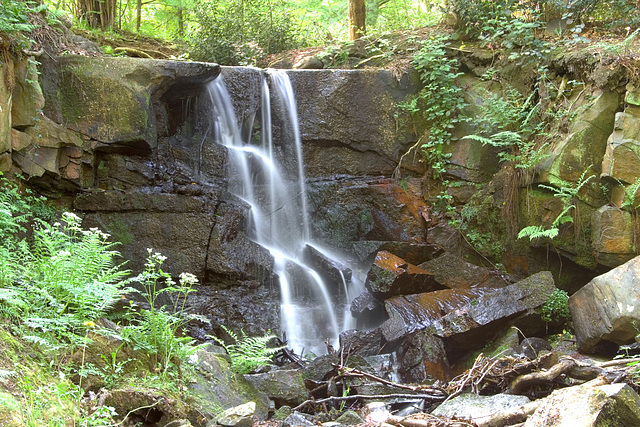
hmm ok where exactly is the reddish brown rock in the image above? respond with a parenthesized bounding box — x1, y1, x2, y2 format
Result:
(364, 251, 445, 299)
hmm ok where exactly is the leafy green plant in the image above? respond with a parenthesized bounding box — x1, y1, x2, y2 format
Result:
(120, 249, 207, 377)
(622, 177, 640, 211)
(0, 177, 130, 349)
(519, 167, 596, 240)
(540, 289, 570, 324)
(212, 325, 283, 374)
(395, 36, 467, 180)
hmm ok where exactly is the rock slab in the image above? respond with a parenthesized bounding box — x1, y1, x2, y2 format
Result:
(570, 255, 640, 353)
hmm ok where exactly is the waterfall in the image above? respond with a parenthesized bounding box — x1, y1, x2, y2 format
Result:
(208, 70, 363, 356)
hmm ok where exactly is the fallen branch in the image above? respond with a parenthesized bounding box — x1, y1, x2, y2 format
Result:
(293, 393, 445, 413)
(335, 364, 447, 395)
(510, 357, 578, 394)
(598, 357, 640, 368)
(385, 413, 475, 427)
(114, 47, 153, 58)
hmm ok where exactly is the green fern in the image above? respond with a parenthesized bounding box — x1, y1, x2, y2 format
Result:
(212, 326, 283, 374)
(622, 177, 640, 211)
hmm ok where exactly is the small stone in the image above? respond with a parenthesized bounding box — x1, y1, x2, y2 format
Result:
(215, 401, 256, 427)
(282, 411, 315, 427)
(272, 405, 292, 421)
(334, 410, 364, 426)
(432, 393, 531, 422)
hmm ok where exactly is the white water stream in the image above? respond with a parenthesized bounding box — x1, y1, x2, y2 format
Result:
(208, 70, 363, 356)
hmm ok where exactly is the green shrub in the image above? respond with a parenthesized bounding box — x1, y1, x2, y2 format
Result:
(212, 326, 282, 374)
(120, 249, 208, 377)
(188, 0, 303, 65)
(540, 289, 570, 324)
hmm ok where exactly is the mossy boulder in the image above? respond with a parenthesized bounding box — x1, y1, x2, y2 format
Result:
(0, 61, 12, 155)
(40, 56, 220, 150)
(188, 346, 269, 422)
(544, 91, 619, 189)
(12, 57, 45, 128)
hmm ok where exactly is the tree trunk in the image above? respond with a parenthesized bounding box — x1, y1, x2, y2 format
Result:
(348, 0, 366, 40)
(136, 0, 142, 32)
(177, 1, 184, 37)
(76, 0, 116, 29)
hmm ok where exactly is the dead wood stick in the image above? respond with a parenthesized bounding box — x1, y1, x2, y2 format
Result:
(293, 393, 445, 412)
(476, 400, 542, 427)
(385, 414, 474, 427)
(113, 47, 153, 58)
(444, 353, 485, 403)
(510, 357, 578, 394)
(598, 357, 640, 368)
(334, 364, 447, 395)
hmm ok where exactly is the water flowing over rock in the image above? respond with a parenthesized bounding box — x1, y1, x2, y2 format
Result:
(570, 255, 640, 353)
(207, 69, 364, 355)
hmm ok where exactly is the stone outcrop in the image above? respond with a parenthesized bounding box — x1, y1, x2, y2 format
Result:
(569, 255, 640, 353)
(524, 383, 640, 427)
(365, 251, 444, 300)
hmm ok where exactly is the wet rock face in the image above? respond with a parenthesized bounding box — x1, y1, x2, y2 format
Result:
(287, 69, 418, 177)
(396, 330, 451, 382)
(570, 255, 640, 353)
(434, 271, 556, 354)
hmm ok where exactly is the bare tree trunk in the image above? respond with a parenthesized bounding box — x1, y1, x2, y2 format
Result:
(136, 0, 142, 32)
(348, 0, 366, 40)
(177, 0, 184, 37)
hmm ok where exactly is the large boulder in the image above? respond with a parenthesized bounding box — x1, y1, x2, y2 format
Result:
(433, 393, 531, 424)
(419, 252, 511, 289)
(569, 255, 640, 353)
(396, 330, 451, 382)
(591, 205, 636, 267)
(525, 383, 640, 427)
(244, 370, 308, 406)
(381, 288, 485, 342)
(433, 271, 556, 354)
(188, 346, 270, 423)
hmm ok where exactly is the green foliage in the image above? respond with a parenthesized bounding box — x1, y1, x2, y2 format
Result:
(540, 289, 570, 324)
(0, 0, 38, 34)
(120, 249, 208, 376)
(188, 0, 303, 65)
(622, 177, 640, 211)
(519, 167, 595, 241)
(0, 175, 130, 350)
(402, 36, 467, 178)
(212, 325, 282, 374)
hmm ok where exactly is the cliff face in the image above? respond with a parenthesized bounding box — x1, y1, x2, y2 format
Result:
(4, 50, 640, 338)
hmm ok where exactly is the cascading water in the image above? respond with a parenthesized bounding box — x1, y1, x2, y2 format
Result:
(208, 70, 364, 356)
